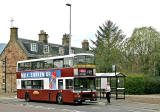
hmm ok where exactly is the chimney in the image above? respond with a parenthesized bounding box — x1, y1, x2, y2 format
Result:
(39, 30, 48, 43)
(62, 34, 69, 47)
(82, 40, 89, 51)
(10, 27, 18, 41)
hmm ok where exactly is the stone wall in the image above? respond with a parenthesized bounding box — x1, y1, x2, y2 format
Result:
(0, 39, 27, 93)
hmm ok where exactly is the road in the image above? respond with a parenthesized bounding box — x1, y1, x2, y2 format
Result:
(0, 96, 160, 112)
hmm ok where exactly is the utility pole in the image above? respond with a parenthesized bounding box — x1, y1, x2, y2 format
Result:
(4, 56, 7, 93)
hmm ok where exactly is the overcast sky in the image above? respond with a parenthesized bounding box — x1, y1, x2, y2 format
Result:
(0, 0, 160, 47)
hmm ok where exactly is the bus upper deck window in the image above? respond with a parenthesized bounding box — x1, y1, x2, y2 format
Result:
(74, 55, 94, 65)
(74, 56, 85, 65)
(86, 56, 94, 65)
(64, 58, 73, 68)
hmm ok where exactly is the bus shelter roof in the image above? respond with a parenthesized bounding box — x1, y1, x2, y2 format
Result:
(96, 73, 125, 78)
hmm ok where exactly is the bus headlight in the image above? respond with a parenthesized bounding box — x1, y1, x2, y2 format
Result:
(78, 93, 81, 98)
(74, 93, 81, 99)
(92, 94, 96, 97)
(74, 94, 78, 98)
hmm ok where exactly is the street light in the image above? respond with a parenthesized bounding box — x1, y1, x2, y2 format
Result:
(66, 3, 72, 54)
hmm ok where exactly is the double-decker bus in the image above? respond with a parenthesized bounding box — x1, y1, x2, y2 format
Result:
(16, 53, 97, 104)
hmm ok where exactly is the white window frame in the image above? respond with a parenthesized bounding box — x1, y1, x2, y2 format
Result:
(43, 45, 49, 53)
(31, 43, 37, 52)
(56, 77, 73, 90)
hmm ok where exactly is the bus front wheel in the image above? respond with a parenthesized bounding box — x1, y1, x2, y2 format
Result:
(57, 93, 63, 104)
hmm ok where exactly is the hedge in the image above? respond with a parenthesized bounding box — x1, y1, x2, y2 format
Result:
(125, 74, 160, 94)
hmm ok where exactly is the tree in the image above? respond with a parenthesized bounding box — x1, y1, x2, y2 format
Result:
(91, 20, 125, 73)
(124, 27, 160, 75)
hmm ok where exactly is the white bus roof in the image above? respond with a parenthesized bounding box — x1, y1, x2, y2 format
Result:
(17, 53, 94, 63)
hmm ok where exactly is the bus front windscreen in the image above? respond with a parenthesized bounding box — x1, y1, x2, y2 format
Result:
(74, 55, 95, 65)
(74, 77, 96, 91)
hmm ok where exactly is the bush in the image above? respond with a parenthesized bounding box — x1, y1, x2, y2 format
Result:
(126, 74, 146, 94)
(126, 74, 160, 94)
(144, 76, 160, 94)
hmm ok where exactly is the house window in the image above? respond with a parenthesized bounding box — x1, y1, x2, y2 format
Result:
(2, 60, 5, 66)
(43, 45, 49, 53)
(31, 43, 37, 52)
(2, 77, 5, 84)
(59, 47, 64, 55)
(71, 49, 74, 54)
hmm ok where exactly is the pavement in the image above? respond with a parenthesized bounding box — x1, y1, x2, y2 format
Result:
(1, 93, 160, 112)
(0, 93, 160, 104)
(0, 93, 17, 99)
(1, 93, 160, 103)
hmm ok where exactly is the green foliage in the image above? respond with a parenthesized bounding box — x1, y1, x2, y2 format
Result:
(126, 74, 146, 94)
(144, 76, 160, 94)
(91, 20, 125, 73)
(123, 27, 160, 75)
(126, 74, 160, 94)
(92, 20, 160, 94)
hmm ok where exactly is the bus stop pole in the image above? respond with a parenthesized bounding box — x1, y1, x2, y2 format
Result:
(124, 76, 126, 99)
(115, 65, 118, 99)
(100, 77, 101, 99)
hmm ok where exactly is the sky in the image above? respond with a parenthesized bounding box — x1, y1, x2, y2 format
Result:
(0, 0, 160, 48)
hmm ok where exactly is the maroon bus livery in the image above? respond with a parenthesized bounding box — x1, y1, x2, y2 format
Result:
(16, 53, 97, 104)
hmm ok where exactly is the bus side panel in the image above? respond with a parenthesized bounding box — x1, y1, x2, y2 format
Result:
(17, 89, 25, 99)
(32, 90, 59, 102)
(39, 90, 48, 101)
(62, 90, 74, 103)
(17, 89, 58, 102)
(61, 68, 74, 77)
(51, 90, 58, 102)
(16, 72, 21, 79)
(30, 90, 44, 101)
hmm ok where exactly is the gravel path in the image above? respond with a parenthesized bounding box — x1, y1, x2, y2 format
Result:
(126, 94, 160, 104)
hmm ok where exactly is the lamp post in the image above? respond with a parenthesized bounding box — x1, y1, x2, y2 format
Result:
(66, 3, 72, 54)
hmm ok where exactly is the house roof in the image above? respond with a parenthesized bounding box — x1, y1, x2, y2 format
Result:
(17, 38, 90, 58)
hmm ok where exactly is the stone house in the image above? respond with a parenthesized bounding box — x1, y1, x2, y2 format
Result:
(0, 27, 90, 93)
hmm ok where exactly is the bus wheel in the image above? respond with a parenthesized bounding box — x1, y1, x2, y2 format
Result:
(25, 93, 30, 102)
(57, 93, 63, 104)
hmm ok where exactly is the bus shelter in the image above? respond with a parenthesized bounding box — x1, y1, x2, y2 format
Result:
(96, 73, 126, 99)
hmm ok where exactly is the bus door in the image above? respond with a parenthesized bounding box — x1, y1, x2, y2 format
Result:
(62, 79, 74, 103)
(31, 80, 45, 101)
